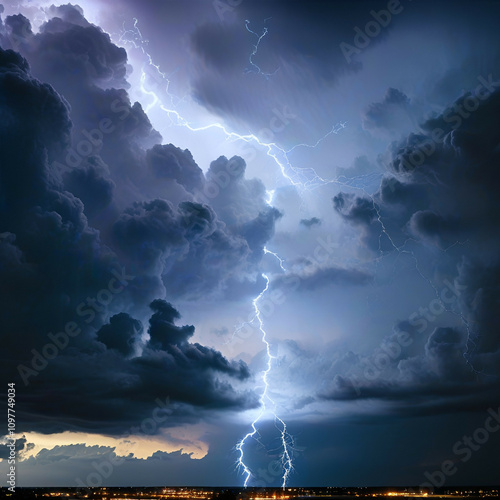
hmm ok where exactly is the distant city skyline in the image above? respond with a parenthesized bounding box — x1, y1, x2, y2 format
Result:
(3, 485, 500, 499)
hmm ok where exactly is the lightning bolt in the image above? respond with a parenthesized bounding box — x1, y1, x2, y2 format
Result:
(235, 247, 294, 487)
(264, 246, 286, 272)
(117, 17, 347, 192)
(235, 273, 274, 487)
(244, 18, 279, 79)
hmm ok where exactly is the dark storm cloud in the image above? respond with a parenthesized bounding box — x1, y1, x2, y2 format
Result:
(146, 144, 204, 193)
(97, 312, 142, 356)
(0, 5, 283, 435)
(0, 46, 117, 358)
(112, 198, 191, 274)
(168, 0, 500, 151)
(327, 80, 500, 411)
(0, 435, 28, 459)
(3, 7, 279, 304)
(3, 10, 162, 199)
(362, 87, 419, 135)
(240, 206, 282, 259)
(455, 261, 500, 367)
(333, 193, 378, 226)
(273, 265, 373, 292)
(299, 217, 321, 228)
(321, 325, 479, 404)
(62, 156, 115, 215)
(204, 155, 268, 225)
(37, 13, 128, 89)
(192, 0, 396, 81)
(111, 198, 256, 299)
(3, 12, 32, 49)
(147, 299, 194, 349)
(190, 22, 248, 74)
(16, 298, 254, 435)
(0, 6, 281, 301)
(45, 4, 90, 27)
(333, 192, 395, 252)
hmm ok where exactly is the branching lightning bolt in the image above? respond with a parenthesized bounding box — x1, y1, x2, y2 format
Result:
(117, 18, 347, 193)
(235, 247, 294, 487)
(115, 15, 479, 487)
(264, 246, 286, 272)
(235, 273, 274, 486)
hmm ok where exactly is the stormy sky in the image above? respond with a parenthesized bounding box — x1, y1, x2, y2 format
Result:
(1, 0, 500, 489)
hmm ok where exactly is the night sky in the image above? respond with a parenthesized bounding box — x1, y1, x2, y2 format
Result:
(1, 0, 500, 489)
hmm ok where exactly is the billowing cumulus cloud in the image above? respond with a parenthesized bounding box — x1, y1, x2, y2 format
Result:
(0, 7, 282, 438)
(147, 299, 194, 348)
(146, 144, 204, 194)
(97, 312, 142, 356)
(328, 84, 500, 410)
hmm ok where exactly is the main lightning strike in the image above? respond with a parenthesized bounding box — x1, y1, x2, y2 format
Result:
(235, 273, 273, 487)
(235, 247, 294, 487)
